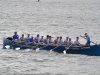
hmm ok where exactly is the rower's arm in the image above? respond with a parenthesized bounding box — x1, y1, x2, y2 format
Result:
(80, 35, 86, 39)
(53, 40, 56, 44)
(34, 37, 36, 41)
(38, 39, 40, 43)
(73, 41, 76, 45)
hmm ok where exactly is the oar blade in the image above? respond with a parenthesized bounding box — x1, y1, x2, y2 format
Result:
(15, 47, 20, 50)
(36, 48, 40, 52)
(63, 50, 66, 54)
(25, 49, 31, 51)
(50, 49, 53, 52)
(5, 45, 10, 49)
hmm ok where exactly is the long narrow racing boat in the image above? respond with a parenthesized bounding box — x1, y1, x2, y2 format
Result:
(3, 37, 100, 56)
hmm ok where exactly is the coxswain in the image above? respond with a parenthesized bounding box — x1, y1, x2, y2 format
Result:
(12, 32, 19, 42)
(80, 32, 90, 46)
(74, 37, 80, 46)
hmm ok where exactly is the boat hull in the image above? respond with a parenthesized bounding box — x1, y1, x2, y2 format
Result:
(3, 38, 100, 56)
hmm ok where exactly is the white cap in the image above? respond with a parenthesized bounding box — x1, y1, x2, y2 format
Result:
(84, 32, 87, 35)
(69, 37, 72, 39)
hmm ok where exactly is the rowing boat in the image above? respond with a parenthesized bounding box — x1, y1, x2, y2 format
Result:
(3, 37, 100, 56)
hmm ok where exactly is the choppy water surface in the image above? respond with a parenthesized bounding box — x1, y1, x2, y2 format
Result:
(0, 0, 100, 74)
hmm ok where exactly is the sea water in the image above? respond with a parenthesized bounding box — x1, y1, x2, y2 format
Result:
(0, 0, 100, 74)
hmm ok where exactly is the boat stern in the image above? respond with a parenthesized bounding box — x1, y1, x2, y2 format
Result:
(3, 37, 12, 49)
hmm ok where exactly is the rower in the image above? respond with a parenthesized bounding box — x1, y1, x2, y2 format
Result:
(20, 34, 25, 43)
(54, 36, 59, 45)
(26, 34, 31, 43)
(35, 34, 40, 43)
(49, 36, 53, 45)
(74, 37, 80, 46)
(40, 36, 44, 44)
(80, 32, 90, 46)
(64, 37, 69, 45)
(44, 35, 49, 44)
(12, 32, 19, 42)
(30, 36, 34, 44)
(58, 36, 63, 46)
(68, 37, 73, 45)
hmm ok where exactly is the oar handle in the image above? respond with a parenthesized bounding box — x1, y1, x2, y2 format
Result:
(63, 45, 72, 54)
(65, 44, 72, 50)
(39, 44, 48, 50)
(90, 41, 97, 45)
(80, 35, 82, 37)
(51, 45, 59, 51)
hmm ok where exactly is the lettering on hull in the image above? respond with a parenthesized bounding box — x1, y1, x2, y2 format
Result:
(70, 47, 91, 50)
(82, 47, 90, 49)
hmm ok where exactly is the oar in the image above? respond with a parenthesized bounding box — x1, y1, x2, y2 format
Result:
(80, 35, 98, 45)
(5, 39, 31, 50)
(90, 41, 97, 45)
(5, 39, 20, 50)
(34, 44, 41, 52)
(13, 42, 38, 51)
(36, 44, 48, 51)
(14, 43, 23, 50)
(5, 45, 10, 49)
(50, 45, 59, 51)
(15, 47, 20, 50)
(63, 45, 72, 54)
(32, 43, 42, 52)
